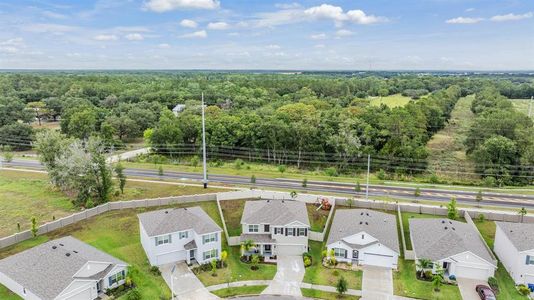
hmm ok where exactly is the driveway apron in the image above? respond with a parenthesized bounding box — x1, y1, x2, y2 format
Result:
(457, 277, 488, 300)
(262, 255, 305, 297)
(362, 266, 393, 300)
(160, 262, 219, 300)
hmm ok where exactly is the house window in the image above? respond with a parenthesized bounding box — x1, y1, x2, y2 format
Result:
(333, 248, 346, 258)
(287, 228, 294, 236)
(203, 233, 218, 244)
(179, 231, 188, 239)
(249, 225, 259, 233)
(298, 228, 306, 236)
(203, 249, 218, 260)
(155, 234, 171, 246)
(108, 270, 126, 286)
(264, 224, 270, 232)
(274, 227, 283, 234)
(527, 255, 534, 265)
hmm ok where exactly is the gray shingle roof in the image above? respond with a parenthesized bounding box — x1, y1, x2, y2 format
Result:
(184, 240, 197, 250)
(327, 209, 400, 253)
(240, 234, 276, 244)
(0, 236, 126, 300)
(241, 200, 310, 226)
(496, 222, 534, 252)
(409, 218, 496, 265)
(138, 206, 222, 237)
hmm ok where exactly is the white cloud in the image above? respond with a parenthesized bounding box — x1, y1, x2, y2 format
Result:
(310, 33, 327, 40)
(93, 34, 118, 41)
(180, 19, 198, 28)
(180, 30, 207, 38)
(445, 17, 484, 24)
(465, 8, 475, 12)
(42, 11, 68, 19)
(304, 4, 345, 21)
(335, 29, 353, 37)
(0, 38, 24, 46)
(207, 22, 229, 30)
(158, 43, 171, 48)
(0, 46, 19, 54)
(490, 12, 532, 22)
(346, 10, 388, 25)
(144, 0, 220, 12)
(21, 23, 78, 34)
(125, 33, 144, 40)
(275, 3, 301, 9)
(266, 44, 281, 49)
(314, 44, 325, 48)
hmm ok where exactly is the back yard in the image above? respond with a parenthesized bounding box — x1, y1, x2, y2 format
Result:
(0, 169, 223, 237)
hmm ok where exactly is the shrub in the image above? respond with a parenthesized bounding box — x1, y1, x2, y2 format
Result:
(126, 289, 141, 300)
(324, 167, 338, 177)
(336, 276, 348, 295)
(332, 269, 339, 277)
(429, 173, 439, 184)
(85, 199, 95, 208)
(149, 266, 161, 276)
(377, 169, 386, 180)
(478, 214, 486, 223)
(517, 284, 530, 296)
(483, 176, 497, 187)
(487, 276, 498, 291)
(30, 217, 38, 238)
(303, 256, 312, 267)
(321, 249, 328, 258)
(234, 159, 244, 169)
(190, 156, 200, 167)
(3, 150, 13, 162)
(251, 175, 256, 183)
(302, 178, 308, 187)
(277, 164, 286, 174)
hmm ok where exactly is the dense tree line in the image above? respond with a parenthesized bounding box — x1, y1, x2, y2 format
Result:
(0, 72, 532, 184)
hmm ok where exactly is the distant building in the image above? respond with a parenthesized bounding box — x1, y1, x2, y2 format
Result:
(172, 104, 186, 116)
(138, 206, 222, 266)
(0, 236, 129, 300)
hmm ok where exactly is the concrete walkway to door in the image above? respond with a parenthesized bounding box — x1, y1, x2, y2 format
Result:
(262, 256, 305, 297)
(362, 266, 394, 300)
(160, 262, 219, 300)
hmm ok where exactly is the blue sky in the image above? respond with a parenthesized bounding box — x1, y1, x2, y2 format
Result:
(0, 0, 533, 70)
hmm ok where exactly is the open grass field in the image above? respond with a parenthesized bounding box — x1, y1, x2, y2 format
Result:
(301, 288, 360, 299)
(394, 259, 462, 300)
(211, 285, 267, 298)
(510, 99, 532, 119)
(369, 94, 412, 108)
(303, 241, 363, 290)
(427, 95, 477, 181)
(220, 199, 247, 236)
(0, 169, 223, 237)
(474, 220, 529, 300)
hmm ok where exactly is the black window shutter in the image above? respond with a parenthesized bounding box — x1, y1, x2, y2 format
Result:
(285, 228, 288, 236)
(527, 255, 531, 265)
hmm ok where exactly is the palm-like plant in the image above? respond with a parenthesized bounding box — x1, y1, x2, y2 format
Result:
(416, 258, 433, 279)
(241, 239, 256, 255)
(432, 266, 444, 292)
(518, 207, 527, 223)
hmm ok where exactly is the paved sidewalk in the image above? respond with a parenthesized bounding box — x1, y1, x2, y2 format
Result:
(262, 256, 305, 296)
(206, 280, 272, 291)
(160, 262, 218, 300)
(300, 282, 362, 296)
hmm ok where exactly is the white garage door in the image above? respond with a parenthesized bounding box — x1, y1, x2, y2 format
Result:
(363, 253, 395, 268)
(276, 245, 304, 256)
(64, 287, 94, 300)
(156, 250, 186, 266)
(455, 265, 491, 280)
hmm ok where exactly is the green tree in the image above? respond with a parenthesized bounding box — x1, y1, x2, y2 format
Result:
(278, 165, 286, 174)
(250, 174, 256, 183)
(447, 197, 459, 220)
(115, 163, 127, 194)
(476, 190, 483, 207)
(346, 197, 353, 208)
(518, 207, 527, 223)
(431, 266, 444, 292)
(336, 276, 348, 296)
(30, 217, 38, 238)
(2, 145, 13, 162)
(302, 178, 308, 187)
(148, 110, 184, 155)
(416, 258, 433, 279)
(27, 101, 49, 126)
(251, 255, 260, 270)
(66, 108, 98, 139)
(414, 187, 421, 202)
(211, 259, 217, 276)
(355, 181, 361, 193)
(0, 123, 34, 150)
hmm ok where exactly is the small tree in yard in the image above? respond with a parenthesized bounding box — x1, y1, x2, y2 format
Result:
(211, 259, 218, 276)
(346, 197, 353, 208)
(416, 258, 433, 279)
(302, 178, 307, 187)
(2, 146, 13, 162)
(431, 266, 444, 292)
(30, 217, 38, 237)
(158, 165, 164, 176)
(251, 255, 260, 271)
(251, 174, 256, 184)
(115, 162, 127, 194)
(447, 197, 459, 220)
(336, 276, 348, 296)
(476, 190, 483, 207)
(478, 214, 486, 223)
(278, 165, 286, 174)
(414, 187, 421, 202)
(355, 181, 361, 193)
(220, 250, 228, 267)
(518, 207, 527, 223)
(290, 190, 297, 199)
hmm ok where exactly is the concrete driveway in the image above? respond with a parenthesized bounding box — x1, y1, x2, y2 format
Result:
(362, 266, 393, 300)
(160, 262, 219, 300)
(457, 278, 487, 300)
(262, 256, 305, 297)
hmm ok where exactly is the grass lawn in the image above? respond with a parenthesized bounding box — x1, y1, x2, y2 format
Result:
(510, 99, 533, 120)
(220, 199, 247, 236)
(211, 285, 267, 298)
(0, 169, 222, 237)
(393, 259, 462, 300)
(303, 241, 363, 290)
(301, 288, 360, 299)
(369, 94, 412, 108)
(474, 220, 528, 300)
(401, 212, 465, 250)
(307, 203, 330, 232)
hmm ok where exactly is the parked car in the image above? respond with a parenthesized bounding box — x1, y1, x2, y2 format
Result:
(476, 285, 496, 300)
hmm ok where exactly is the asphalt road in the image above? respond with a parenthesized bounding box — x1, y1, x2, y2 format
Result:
(3, 158, 534, 209)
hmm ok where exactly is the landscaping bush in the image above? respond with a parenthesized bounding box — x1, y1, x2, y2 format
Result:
(85, 199, 94, 208)
(303, 256, 311, 267)
(377, 169, 386, 180)
(234, 159, 244, 169)
(487, 276, 498, 292)
(517, 284, 531, 296)
(324, 167, 338, 177)
(149, 266, 161, 276)
(126, 289, 141, 300)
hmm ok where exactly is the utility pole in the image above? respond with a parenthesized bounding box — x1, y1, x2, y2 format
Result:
(201, 92, 208, 189)
(528, 96, 533, 118)
(366, 154, 370, 200)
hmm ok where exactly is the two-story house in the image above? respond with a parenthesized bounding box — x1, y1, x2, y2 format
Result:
(0, 236, 128, 300)
(240, 199, 310, 257)
(494, 222, 534, 292)
(138, 206, 223, 266)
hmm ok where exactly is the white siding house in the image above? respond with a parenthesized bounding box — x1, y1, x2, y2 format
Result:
(138, 206, 223, 266)
(494, 222, 534, 291)
(326, 209, 400, 269)
(0, 236, 128, 300)
(240, 200, 310, 257)
(410, 218, 497, 280)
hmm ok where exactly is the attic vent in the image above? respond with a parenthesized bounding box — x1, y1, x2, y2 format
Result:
(360, 212, 364, 216)
(267, 199, 270, 202)
(73, 250, 78, 253)
(449, 221, 452, 224)
(441, 220, 445, 224)
(452, 228, 455, 231)
(59, 243, 64, 246)
(65, 253, 71, 257)
(444, 227, 448, 230)
(282, 200, 285, 203)
(165, 211, 168, 214)
(52, 246, 57, 249)
(359, 221, 363, 225)
(366, 213, 369, 216)
(365, 222, 368, 225)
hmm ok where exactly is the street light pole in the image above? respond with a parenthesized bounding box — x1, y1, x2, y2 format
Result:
(366, 154, 370, 200)
(201, 92, 208, 189)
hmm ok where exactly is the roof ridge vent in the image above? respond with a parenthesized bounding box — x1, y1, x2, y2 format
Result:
(365, 222, 368, 225)
(52, 245, 57, 249)
(65, 253, 71, 257)
(59, 243, 64, 246)
(444, 226, 448, 230)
